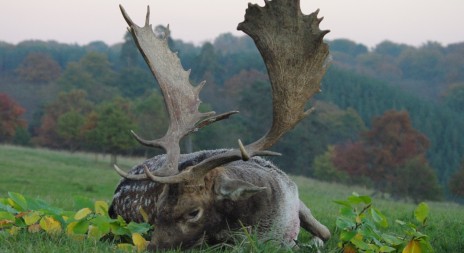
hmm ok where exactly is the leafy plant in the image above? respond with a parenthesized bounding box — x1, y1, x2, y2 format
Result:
(0, 192, 151, 252)
(334, 193, 433, 253)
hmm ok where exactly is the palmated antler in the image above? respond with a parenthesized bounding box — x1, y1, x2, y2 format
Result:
(115, 5, 237, 177)
(238, 0, 330, 152)
(118, 0, 331, 184)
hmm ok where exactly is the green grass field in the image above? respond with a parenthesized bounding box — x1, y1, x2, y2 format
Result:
(1, 145, 463, 252)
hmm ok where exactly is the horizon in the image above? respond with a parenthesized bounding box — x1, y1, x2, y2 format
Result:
(1, 0, 463, 49)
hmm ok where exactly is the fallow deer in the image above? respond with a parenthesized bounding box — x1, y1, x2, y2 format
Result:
(109, 0, 331, 250)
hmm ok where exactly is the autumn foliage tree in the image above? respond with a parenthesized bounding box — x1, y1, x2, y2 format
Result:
(16, 52, 62, 83)
(333, 110, 442, 201)
(35, 90, 93, 149)
(0, 93, 27, 142)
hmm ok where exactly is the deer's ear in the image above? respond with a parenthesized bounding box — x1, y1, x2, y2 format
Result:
(214, 174, 266, 201)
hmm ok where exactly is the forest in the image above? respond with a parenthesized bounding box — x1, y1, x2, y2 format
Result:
(1, 27, 463, 202)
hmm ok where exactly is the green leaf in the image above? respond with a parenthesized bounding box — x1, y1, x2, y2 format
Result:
(379, 245, 396, 252)
(371, 207, 388, 228)
(351, 234, 370, 250)
(382, 234, 403, 246)
(66, 220, 90, 235)
(75, 220, 90, 234)
(361, 225, 383, 242)
(414, 202, 429, 224)
(8, 192, 28, 211)
(347, 194, 372, 205)
(0, 211, 16, 221)
(418, 238, 434, 253)
(336, 216, 356, 230)
(340, 230, 357, 242)
(359, 195, 372, 204)
(110, 216, 130, 236)
(340, 206, 356, 217)
(23, 196, 49, 211)
(126, 221, 151, 234)
(87, 224, 107, 240)
(0, 201, 19, 213)
(90, 215, 111, 235)
(110, 222, 130, 236)
(333, 200, 352, 208)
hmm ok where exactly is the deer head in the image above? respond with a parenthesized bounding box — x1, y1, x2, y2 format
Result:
(113, 0, 330, 250)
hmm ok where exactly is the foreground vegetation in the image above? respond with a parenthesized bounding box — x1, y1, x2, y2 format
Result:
(1, 145, 463, 252)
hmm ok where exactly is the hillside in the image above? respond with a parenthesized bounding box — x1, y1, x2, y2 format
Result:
(1, 35, 463, 198)
(0, 145, 463, 252)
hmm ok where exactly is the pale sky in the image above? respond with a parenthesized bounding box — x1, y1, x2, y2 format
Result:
(1, 0, 463, 48)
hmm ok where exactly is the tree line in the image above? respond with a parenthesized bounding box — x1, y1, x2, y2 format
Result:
(1, 29, 463, 201)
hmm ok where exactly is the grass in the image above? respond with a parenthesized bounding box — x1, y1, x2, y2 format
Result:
(1, 144, 463, 252)
(1, 232, 119, 253)
(0, 145, 140, 209)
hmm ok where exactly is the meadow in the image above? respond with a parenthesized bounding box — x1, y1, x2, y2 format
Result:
(1, 144, 463, 252)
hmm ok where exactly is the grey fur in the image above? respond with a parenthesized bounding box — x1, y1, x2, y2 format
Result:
(109, 150, 330, 250)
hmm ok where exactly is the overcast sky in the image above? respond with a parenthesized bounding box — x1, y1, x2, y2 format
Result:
(1, 0, 463, 48)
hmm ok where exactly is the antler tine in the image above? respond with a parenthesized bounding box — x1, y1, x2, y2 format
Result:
(119, 5, 135, 27)
(115, 5, 238, 178)
(146, 0, 331, 183)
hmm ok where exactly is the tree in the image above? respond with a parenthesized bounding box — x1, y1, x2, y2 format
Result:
(191, 43, 223, 83)
(59, 52, 119, 102)
(132, 91, 168, 145)
(442, 83, 464, 113)
(374, 40, 410, 57)
(57, 110, 85, 152)
(333, 142, 372, 185)
(449, 160, 464, 197)
(319, 67, 464, 186)
(120, 31, 141, 68)
(115, 67, 153, 98)
(91, 97, 137, 165)
(0, 93, 27, 142)
(222, 69, 268, 111)
(329, 39, 368, 57)
(398, 42, 445, 81)
(16, 52, 62, 83)
(35, 90, 93, 149)
(362, 111, 429, 176)
(312, 146, 348, 183)
(334, 110, 442, 201)
(394, 156, 442, 202)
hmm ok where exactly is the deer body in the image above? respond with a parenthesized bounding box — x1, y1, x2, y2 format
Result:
(112, 0, 331, 250)
(110, 150, 329, 249)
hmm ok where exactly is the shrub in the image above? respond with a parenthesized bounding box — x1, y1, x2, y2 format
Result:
(334, 193, 433, 253)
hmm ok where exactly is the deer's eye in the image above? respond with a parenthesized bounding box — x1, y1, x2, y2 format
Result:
(185, 208, 202, 222)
